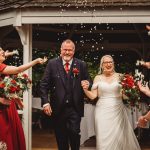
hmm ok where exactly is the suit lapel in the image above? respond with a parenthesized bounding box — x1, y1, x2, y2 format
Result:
(57, 57, 80, 89)
(56, 57, 66, 87)
(71, 58, 80, 88)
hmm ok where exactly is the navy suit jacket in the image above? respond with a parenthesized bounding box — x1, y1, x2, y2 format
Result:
(40, 57, 92, 117)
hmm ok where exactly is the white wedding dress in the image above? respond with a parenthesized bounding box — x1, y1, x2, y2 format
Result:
(92, 79, 141, 150)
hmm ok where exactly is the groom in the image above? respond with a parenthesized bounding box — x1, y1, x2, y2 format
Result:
(40, 39, 92, 150)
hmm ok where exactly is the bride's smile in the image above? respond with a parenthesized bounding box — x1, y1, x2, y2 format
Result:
(102, 57, 114, 76)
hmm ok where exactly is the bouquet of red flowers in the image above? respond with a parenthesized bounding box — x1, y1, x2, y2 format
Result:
(0, 73, 32, 108)
(120, 74, 141, 109)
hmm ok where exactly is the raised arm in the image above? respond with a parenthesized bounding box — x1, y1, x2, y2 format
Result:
(5, 50, 19, 57)
(137, 81, 150, 97)
(1, 58, 46, 75)
(81, 75, 99, 100)
(141, 61, 150, 69)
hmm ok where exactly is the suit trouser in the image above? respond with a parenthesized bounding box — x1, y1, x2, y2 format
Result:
(54, 105, 81, 150)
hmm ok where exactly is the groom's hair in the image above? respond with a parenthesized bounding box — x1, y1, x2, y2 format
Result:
(61, 39, 75, 51)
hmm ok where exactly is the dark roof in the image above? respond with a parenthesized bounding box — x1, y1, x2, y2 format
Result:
(0, 0, 150, 12)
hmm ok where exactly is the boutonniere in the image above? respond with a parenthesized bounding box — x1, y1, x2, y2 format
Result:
(72, 68, 79, 77)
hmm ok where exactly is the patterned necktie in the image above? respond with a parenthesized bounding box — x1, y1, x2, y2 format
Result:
(64, 62, 70, 74)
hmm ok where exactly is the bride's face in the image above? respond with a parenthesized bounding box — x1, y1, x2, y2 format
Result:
(102, 56, 114, 74)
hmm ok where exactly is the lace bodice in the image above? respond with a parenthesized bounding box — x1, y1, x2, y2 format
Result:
(92, 74, 122, 99)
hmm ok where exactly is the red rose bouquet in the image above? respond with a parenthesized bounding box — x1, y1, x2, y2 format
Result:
(0, 73, 32, 108)
(120, 74, 141, 109)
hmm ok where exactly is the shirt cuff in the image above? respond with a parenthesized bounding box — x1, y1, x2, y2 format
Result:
(43, 103, 50, 108)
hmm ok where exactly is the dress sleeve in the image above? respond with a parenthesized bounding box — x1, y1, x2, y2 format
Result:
(0, 63, 7, 72)
(91, 82, 99, 90)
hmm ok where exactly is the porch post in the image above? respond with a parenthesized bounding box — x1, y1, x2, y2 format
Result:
(15, 24, 32, 150)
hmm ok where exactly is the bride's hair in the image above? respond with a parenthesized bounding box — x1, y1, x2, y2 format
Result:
(98, 55, 115, 74)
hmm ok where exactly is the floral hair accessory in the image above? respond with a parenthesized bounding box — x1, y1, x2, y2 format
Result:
(72, 68, 79, 77)
(0, 73, 32, 109)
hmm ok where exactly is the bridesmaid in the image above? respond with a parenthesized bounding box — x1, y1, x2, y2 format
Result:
(0, 47, 46, 150)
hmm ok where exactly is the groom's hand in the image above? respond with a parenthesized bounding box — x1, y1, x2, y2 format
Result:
(43, 104, 52, 116)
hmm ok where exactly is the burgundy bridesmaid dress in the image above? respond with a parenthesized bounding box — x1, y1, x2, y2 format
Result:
(0, 63, 26, 150)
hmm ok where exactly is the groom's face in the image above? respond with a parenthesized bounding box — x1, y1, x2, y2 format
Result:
(61, 42, 75, 62)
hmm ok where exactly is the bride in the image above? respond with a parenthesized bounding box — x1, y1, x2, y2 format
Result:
(81, 55, 141, 150)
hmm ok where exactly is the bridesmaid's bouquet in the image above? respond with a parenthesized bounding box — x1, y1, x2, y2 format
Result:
(0, 73, 32, 108)
(120, 74, 141, 109)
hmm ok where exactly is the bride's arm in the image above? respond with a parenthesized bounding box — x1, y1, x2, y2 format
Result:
(81, 75, 99, 100)
(83, 88, 97, 100)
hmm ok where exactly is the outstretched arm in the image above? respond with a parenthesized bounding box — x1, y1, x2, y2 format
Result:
(141, 61, 150, 69)
(137, 81, 150, 97)
(1, 57, 47, 75)
(81, 75, 99, 100)
(5, 50, 19, 57)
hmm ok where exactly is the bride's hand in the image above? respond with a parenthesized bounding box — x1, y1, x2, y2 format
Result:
(81, 80, 89, 90)
(122, 94, 129, 100)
